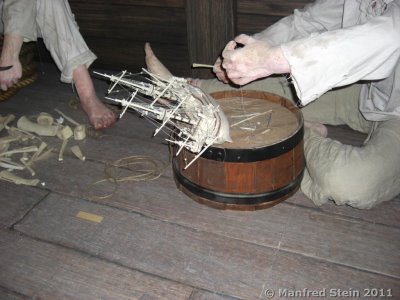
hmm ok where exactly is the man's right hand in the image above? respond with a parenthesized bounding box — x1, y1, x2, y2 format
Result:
(0, 61, 22, 91)
(0, 34, 24, 91)
(213, 56, 229, 84)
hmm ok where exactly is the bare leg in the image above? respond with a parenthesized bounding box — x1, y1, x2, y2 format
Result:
(144, 43, 172, 80)
(72, 65, 115, 130)
(0, 34, 23, 91)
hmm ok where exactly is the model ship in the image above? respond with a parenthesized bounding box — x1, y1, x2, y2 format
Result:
(94, 45, 231, 169)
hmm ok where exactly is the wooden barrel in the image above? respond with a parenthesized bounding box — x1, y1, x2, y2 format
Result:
(172, 90, 304, 210)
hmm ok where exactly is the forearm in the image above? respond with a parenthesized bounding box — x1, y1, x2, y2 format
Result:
(262, 46, 290, 75)
(0, 34, 23, 65)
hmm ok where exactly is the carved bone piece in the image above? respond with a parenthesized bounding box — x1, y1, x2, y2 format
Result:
(37, 112, 54, 126)
(54, 109, 86, 140)
(0, 157, 25, 170)
(70, 145, 85, 161)
(0, 114, 15, 132)
(0, 170, 40, 186)
(17, 116, 60, 136)
(56, 126, 73, 161)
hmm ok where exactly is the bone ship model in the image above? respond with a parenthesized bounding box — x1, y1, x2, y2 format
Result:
(94, 44, 231, 169)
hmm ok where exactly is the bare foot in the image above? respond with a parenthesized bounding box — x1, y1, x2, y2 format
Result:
(304, 121, 328, 137)
(187, 78, 203, 88)
(80, 95, 116, 130)
(73, 65, 116, 130)
(144, 43, 205, 90)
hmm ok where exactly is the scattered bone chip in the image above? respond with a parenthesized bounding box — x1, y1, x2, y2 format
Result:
(75, 211, 104, 223)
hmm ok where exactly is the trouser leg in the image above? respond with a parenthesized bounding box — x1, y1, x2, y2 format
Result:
(300, 83, 370, 133)
(1, 0, 37, 40)
(35, 0, 96, 83)
(1, 0, 96, 84)
(302, 117, 400, 208)
(202, 77, 399, 208)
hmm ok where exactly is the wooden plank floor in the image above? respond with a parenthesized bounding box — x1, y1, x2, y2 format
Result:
(0, 63, 399, 299)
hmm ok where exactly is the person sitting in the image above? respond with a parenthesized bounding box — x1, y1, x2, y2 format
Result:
(207, 0, 400, 209)
(0, 0, 115, 130)
(146, 0, 400, 209)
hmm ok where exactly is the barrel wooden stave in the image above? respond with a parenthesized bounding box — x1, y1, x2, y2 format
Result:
(172, 90, 305, 210)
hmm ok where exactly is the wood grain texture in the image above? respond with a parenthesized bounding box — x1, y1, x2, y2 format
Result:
(186, 0, 236, 78)
(15, 195, 400, 299)
(189, 290, 240, 300)
(237, 14, 283, 34)
(19, 155, 400, 279)
(0, 181, 48, 228)
(0, 286, 28, 300)
(0, 229, 193, 299)
(70, 4, 187, 43)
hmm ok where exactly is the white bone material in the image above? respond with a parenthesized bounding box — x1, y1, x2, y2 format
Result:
(94, 70, 232, 163)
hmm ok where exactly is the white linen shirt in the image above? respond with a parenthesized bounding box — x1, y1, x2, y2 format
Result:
(254, 0, 400, 121)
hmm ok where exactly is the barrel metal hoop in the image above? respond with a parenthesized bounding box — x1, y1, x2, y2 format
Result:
(202, 126, 303, 162)
(173, 161, 304, 205)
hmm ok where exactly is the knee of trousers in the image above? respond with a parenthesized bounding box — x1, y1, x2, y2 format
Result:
(318, 162, 392, 209)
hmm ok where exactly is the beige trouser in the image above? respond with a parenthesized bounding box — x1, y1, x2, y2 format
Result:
(201, 77, 400, 209)
(0, 0, 96, 83)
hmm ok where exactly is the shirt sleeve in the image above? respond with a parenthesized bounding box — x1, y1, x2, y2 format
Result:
(281, 1, 400, 105)
(253, 0, 345, 46)
(3, 0, 37, 40)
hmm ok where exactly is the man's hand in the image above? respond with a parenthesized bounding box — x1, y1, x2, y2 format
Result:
(220, 34, 290, 85)
(213, 56, 229, 83)
(0, 63, 22, 91)
(0, 34, 24, 91)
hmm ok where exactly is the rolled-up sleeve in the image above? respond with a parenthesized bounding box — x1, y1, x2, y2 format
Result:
(281, 1, 400, 105)
(253, 0, 344, 46)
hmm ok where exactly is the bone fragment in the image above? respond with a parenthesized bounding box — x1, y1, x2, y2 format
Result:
(37, 112, 54, 126)
(56, 126, 73, 161)
(17, 116, 60, 136)
(58, 139, 69, 161)
(71, 145, 85, 161)
(28, 142, 47, 164)
(35, 147, 54, 162)
(192, 63, 214, 69)
(54, 108, 80, 126)
(0, 136, 18, 145)
(56, 126, 73, 140)
(0, 142, 9, 153)
(0, 157, 25, 170)
(73, 125, 86, 140)
(20, 158, 35, 176)
(0, 146, 38, 157)
(0, 114, 15, 132)
(7, 126, 36, 141)
(0, 170, 40, 186)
